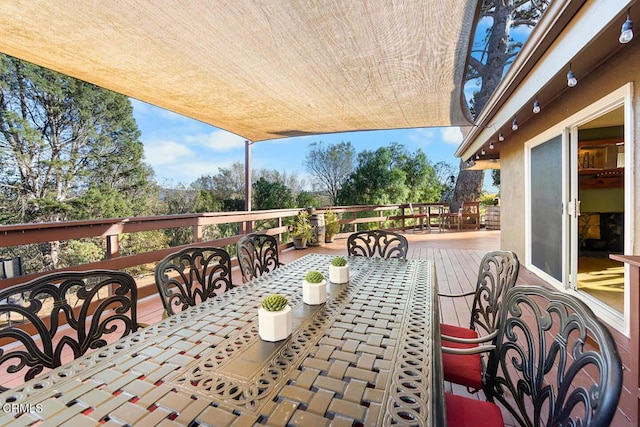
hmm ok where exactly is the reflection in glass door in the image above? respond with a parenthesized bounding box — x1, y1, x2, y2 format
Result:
(529, 135, 564, 282)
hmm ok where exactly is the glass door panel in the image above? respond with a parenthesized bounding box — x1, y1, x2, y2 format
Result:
(530, 135, 563, 282)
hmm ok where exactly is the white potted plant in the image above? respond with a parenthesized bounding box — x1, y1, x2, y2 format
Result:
(302, 271, 327, 305)
(329, 256, 349, 284)
(258, 294, 292, 342)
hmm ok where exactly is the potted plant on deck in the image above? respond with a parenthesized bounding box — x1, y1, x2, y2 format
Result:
(329, 256, 349, 284)
(291, 210, 314, 249)
(324, 209, 340, 243)
(258, 294, 292, 342)
(302, 271, 327, 305)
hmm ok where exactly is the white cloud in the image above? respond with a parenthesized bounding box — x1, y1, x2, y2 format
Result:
(440, 127, 463, 145)
(407, 128, 436, 146)
(185, 130, 246, 152)
(143, 140, 194, 167)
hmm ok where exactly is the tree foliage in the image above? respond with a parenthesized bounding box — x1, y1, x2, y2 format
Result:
(338, 143, 442, 206)
(0, 55, 154, 224)
(304, 141, 355, 205)
(253, 177, 294, 210)
(0, 55, 157, 270)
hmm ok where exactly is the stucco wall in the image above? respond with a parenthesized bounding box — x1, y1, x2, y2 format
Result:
(499, 38, 640, 260)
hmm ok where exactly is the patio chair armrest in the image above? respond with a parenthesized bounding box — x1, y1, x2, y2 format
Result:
(441, 330, 498, 345)
(438, 289, 475, 298)
(441, 344, 495, 355)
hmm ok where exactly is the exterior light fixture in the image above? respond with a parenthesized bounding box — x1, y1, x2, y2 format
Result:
(481, 147, 486, 156)
(512, 117, 518, 131)
(489, 141, 495, 150)
(533, 99, 541, 114)
(475, 153, 480, 160)
(449, 175, 455, 185)
(498, 132, 504, 141)
(620, 9, 634, 44)
(567, 66, 578, 87)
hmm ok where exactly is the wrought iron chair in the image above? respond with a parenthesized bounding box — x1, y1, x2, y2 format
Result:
(0, 270, 139, 392)
(439, 250, 519, 391)
(154, 246, 234, 317)
(445, 285, 623, 427)
(346, 230, 409, 259)
(236, 233, 283, 283)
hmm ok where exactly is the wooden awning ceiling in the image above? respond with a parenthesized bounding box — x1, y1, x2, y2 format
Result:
(0, 1, 479, 142)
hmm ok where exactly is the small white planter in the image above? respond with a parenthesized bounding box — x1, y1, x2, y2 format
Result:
(258, 305, 292, 342)
(302, 279, 327, 305)
(329, 264, 349, 284)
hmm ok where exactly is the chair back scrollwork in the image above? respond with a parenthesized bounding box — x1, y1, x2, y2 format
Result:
(236, 234, 282, 283)
(469, 250, 519, 336)
(0, 270, 139, 391)
(485, 286, 622, 427)
(154, 247, 233, 316)
(347, 230, 408, 260)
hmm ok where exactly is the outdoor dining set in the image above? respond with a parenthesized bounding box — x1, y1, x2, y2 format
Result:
(0, 230, 623, 426)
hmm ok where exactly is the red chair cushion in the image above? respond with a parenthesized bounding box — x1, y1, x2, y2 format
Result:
(441, 323, 483, 390)
(445, 393, 504, 427)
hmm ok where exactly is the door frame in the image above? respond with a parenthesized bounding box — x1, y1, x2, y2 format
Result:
(524, 83, 634, 334)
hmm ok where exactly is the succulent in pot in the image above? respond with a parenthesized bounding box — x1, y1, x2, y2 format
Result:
(302, 270, 327, 305)
(258, 293, 292, 341)
(329, 256, 349, 284)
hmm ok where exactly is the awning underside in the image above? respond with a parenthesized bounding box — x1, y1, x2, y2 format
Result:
(0, 1, 478, 142)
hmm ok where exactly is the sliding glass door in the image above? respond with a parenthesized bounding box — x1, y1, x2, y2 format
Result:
(529, 135, 564, 282)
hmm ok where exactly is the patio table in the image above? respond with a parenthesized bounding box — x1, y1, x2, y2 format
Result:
(0, 254, 444, 426)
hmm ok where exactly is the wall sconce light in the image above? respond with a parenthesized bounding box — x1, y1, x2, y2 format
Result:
(498, 132, 504, 141)
(533, 99, 541, 114)
(475, 153, 480, 160)
(481, 147, 486, 156)
(620, 9, 634, 44)
(512, 117, 518, 130)
(489, 141, 495, 150)
(449, 175, 455, 185)
(567, 66, 578, 87)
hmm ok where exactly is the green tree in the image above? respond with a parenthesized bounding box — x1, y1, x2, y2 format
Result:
(0, 55, 154, 269)
(305, 141, 355, 205)
(491, 169, 500, 188)
(296, 191, 320, 209)
(0, 55, 153, 224)
(253, 177, 294, 210)
(338, 143, 439, 206)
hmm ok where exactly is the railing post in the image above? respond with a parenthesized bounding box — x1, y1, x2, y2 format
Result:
(353, 211, 358, 232)
(277, 217, 283, 243)
(193, 224, 203, 242)
(105, 235, 119, 259)
(401, 206, 406, 231)
(379, 210, 384, 229)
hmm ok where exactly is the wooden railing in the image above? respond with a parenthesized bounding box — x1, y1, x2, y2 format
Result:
(0, 202, 458, 296)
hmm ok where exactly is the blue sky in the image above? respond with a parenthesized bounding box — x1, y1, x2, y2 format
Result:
(132, 98, 468, 189)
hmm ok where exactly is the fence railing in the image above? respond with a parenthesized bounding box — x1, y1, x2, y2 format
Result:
(0, 202, 459, 296)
